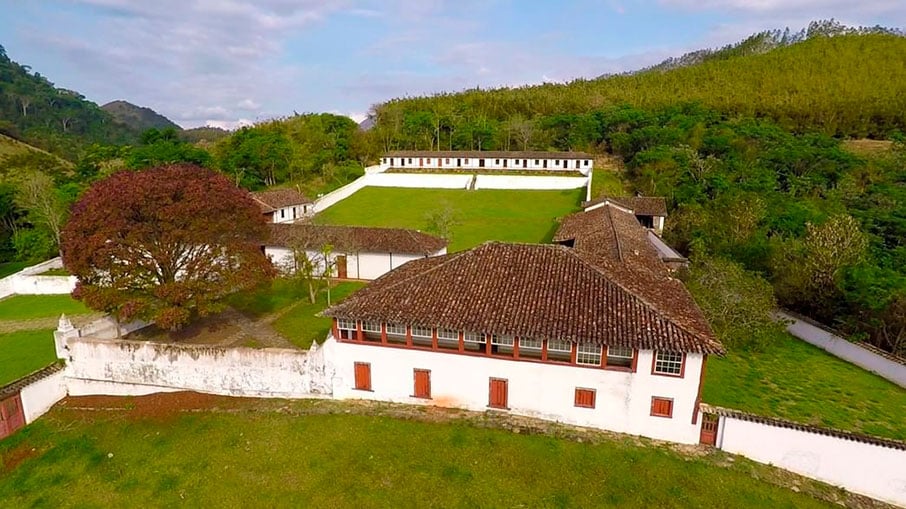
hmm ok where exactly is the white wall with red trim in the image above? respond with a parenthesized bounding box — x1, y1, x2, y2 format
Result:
(264, 246, 444, 281)
(324, 336, 706, 445)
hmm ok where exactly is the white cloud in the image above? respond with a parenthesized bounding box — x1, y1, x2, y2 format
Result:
(237, 99, 261, 110)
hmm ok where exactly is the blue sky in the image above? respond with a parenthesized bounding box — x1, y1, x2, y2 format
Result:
(1, 0, 903, 129)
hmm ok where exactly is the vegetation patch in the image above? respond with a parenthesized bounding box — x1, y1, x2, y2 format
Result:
(271, 282, 365, 349)
(315, 187, 583, 252)
(0, 262, 29, 279)
(0, 295, 90, 321)
(0, 329, 56, 386)
(0, 395, 856, 508)
(704, 333, 906, 441)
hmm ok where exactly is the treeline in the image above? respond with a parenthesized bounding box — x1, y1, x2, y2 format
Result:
(367, 30, 906, 146)
(587, 103, 905, 355)
(0, 112, 371, 262)
(0, 45, 138, 160)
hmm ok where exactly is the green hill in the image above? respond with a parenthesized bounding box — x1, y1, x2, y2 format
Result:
(101, 100, 181, 133)
(372, 30, 906, 146)
(0, 45, 138, 160)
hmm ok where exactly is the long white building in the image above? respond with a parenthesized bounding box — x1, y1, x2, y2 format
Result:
(381, 150, 594, 175)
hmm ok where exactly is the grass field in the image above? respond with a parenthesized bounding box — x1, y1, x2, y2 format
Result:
(704, 333, 906, 441)
(315, 187, 584, 252)
(590, 168, 626, 199)
(0, 329, 57, 386)
(0, 295, 90, 321)
(271, 282, 365, 349)
(0, 262, 29, 279)
(0, 396, 845, 508)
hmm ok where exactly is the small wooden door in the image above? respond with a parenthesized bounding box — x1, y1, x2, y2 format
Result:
(479, 159, 485, 168)
(502, 159, 507, 168)
(413, 369, 431, 399)
(700, 413, 719, 446)
(336, 255, 347, 279)
(522, 159, 527, 168)
(488, 378, 508, 409)
(0, 393, 26, 440)
(354, 362, 371, 391)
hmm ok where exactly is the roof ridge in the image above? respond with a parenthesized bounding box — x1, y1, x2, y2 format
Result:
(604, 205, 624, 262)
(567, 247, 720, 352)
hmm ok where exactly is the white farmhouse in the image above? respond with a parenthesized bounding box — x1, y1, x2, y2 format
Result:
(380, 150, 594, 175)
(264, 223, 447, 281)
(252, 189, 314, 224)
(322, 203, 722, 445)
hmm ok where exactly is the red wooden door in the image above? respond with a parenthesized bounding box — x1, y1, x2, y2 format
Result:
(700, 413, 719, 446)
(354, 362, 371, 391)
(488, 378, 508, 409)
(413, 369, 431, 399)
(0, 393, 26, 440)
(336, 255, 348, 279)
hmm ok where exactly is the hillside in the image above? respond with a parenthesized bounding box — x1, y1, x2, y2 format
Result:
(101, 100, 181, 133)
(0, 45, 138, 160)
(372, 31, 906, 145)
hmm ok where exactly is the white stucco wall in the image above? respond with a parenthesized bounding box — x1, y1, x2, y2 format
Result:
(265, 246, 442, 281)
(65, 338, 328, 398)
(0, 257, 76, 299)
(368, 173, 472, 189)
(19, 369, 67, 424)
(474, 175, 590, 190)
(325, 338, 704, 444)
(719, 416, 906, 507)
(384, 156, 593, 174)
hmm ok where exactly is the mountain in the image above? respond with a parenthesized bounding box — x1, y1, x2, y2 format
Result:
(371, 25, 906, 143)
(0, 45, 139, 160)
(101, 100, 181, 132)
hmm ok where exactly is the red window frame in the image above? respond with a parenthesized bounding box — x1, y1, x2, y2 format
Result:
(650, 397, 673, 418)
(651, 351, 686, 378)
(574, 388, 596, 408)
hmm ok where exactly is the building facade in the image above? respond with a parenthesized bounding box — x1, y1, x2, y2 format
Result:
(252, 189, 314, 224)
(381, 151, 594, 175)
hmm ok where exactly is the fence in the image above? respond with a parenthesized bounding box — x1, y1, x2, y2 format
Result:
(0, 257, 76, 299)
(704, 404, 906, 507)
(474, 175, 589, 191)
(777, 310, 906, 388)
(0, 364, 67, 440)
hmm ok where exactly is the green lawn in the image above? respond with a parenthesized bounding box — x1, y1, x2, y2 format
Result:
(0, 295, 90, 321)
(0, 329, 56, 386)
(0, 399, 841, 508)
(315, 187, 584, 252)
(0, 262, 29, 279)
(272, 282, 365, 349)
(590, 168, 626, 199)
(704, 333, 906, 440)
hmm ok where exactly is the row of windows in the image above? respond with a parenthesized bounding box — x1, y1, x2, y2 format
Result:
(337, 320, 686, 376)
(352, 363, 674, 418)
(383, 157, 591, 167)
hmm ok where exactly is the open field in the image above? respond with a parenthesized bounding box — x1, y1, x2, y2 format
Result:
(590, 167, 627, 200)
(0, 394, 857, 508)
(315, 187, 584, 252)
(704, 333, 906, 441)
(0, 295, 90, 321)
(0, 329, 56, 386)
(0, 262, 29, 279)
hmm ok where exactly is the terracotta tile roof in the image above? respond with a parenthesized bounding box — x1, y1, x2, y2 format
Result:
(267, 224, 447, 256)
(325, 242, 723, 354)
(0, 363, 64, 400)
(583, 195, 668, 216)
(251, 189, 312, 213)
(385, 150, 593, 160)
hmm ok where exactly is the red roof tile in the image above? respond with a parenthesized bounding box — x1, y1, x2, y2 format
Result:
(252, 189, 312, 213)
(583, 195, 668, 216)
(267, 224, 447, 256)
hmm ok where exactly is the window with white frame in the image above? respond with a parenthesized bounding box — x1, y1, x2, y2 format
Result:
(491, 334, 515, 356)
(362, 321, 382, 342)
(337, 319, 356, 340)
(519, 337, 543, 360)
(386, 323, 406, 344)
(576, 343, 602, 366)
(547, 338, 572, 362)
(653, 351, 684, 376)
(463, 331, 485, 352)
(411, 325, 432, 347)
(606, 346, 634, 368)
(437, 328, 459, 350)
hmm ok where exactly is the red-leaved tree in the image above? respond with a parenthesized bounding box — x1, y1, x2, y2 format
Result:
(62, 164, 274, 330)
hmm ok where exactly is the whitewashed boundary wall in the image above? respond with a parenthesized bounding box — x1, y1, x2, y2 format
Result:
(64, 338, 332, 399)
(367, 173, 472, 189)
(777, 311, 906, 388)
(474, 175, 589, 191)
(0, 257, 76, 299)
(705, 405, 906, 507)
(19, 367, 67, 424)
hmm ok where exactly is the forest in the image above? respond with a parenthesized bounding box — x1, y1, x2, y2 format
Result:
(1, 22, 905, 355)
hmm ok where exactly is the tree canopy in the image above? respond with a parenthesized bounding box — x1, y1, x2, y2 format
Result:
(61, 164, 274, 330)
